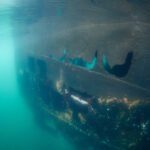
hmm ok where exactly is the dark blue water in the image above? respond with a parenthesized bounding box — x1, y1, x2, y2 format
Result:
(0, 1, 75, 150)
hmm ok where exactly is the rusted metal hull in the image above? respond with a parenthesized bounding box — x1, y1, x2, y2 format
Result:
(14, 0, 150, 149)
(15, 51, 150, 150)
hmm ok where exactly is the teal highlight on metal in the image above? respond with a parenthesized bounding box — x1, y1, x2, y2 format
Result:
(102, 52, 133, 77)
(102, 54, 112, 73)
(86, 56, 97, 69)
(50, 48, 97, 70)
(60, 48, 66, 62)
(50, 48, 66, 62)
(69, 51, 97, 70)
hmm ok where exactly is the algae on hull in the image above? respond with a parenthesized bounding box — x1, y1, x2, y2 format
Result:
(16, 54, 150, 150)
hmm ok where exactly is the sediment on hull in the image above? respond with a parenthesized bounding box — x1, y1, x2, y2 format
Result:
(16, 52, 150, 150)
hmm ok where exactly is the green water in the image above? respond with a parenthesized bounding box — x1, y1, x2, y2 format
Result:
(0, 2, 75, 150)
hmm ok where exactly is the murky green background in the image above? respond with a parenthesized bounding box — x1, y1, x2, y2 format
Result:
(0, 1, 75, 150)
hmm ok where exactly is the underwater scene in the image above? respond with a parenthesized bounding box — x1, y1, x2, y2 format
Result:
(0, 0, 150, 150)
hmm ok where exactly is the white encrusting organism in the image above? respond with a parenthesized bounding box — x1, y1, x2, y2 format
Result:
(70, 94, 89, 105)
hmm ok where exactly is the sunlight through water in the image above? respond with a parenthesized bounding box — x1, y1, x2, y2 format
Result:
(0, 2, 75, 150)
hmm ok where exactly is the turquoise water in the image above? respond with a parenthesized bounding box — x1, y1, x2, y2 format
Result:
(1, 1, 149, 150)
(0, 2, 75, 150)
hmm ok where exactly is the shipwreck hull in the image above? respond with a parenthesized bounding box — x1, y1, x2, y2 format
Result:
(16, 51, 150, 150)
(14, 0, 150, 149)
(17, 52, 150, 100)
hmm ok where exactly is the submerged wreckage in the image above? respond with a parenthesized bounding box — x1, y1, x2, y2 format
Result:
(15, 0, 150, 150)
